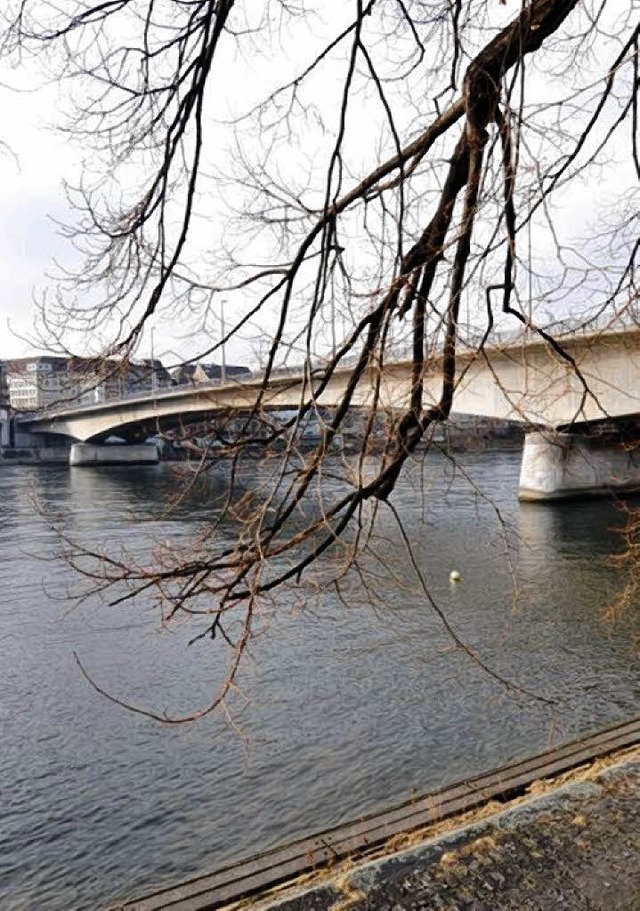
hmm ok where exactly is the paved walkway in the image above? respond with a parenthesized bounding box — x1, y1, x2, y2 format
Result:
(247, 751, 640, 911)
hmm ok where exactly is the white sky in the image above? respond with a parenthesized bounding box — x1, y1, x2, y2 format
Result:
(0, 2, 636, 366)
(0, 77, 77, 358)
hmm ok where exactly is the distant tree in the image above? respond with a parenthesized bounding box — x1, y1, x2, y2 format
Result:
(2, 1, 638, 719)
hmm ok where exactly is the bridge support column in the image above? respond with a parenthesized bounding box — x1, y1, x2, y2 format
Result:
(518, 430, 640, 501)
(70, 442, 159, 466)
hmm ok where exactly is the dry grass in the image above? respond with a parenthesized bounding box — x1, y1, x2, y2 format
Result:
(228, 744, 640, 911)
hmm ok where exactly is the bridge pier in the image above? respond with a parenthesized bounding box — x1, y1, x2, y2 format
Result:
(518, 430, 640, 501)
(69, 442, 159, 466)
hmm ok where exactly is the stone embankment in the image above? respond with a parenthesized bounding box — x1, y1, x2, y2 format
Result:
(120, 729, 640, 911)
(244, 749, 640, 911)
(0, 445, 69, 465)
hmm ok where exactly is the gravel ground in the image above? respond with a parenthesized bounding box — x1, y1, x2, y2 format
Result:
(244, 752, 640, 911)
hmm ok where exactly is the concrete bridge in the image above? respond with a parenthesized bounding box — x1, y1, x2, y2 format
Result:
(18, 326, 640, 500)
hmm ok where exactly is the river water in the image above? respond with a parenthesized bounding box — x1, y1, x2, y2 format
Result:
(0, 451, 638, 910)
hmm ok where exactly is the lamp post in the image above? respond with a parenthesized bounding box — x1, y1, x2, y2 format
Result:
(150, 326, 157, 394)
(221, 299, 227, 384)
(527, 215, 533, 336)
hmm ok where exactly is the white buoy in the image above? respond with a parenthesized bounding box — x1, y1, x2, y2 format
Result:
(449, 570, 461, 583)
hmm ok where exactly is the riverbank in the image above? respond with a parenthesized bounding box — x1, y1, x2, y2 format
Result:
(119, 719, 640, 910)
(0, 426, 524, 466)
(240, 747, 640, 911)
(0, 445, 69, 464)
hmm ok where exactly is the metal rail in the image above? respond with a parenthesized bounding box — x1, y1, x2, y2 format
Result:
(118, 716, 640, 911)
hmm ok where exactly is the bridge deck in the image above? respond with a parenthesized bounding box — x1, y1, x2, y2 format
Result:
(21, 327, 640, 441)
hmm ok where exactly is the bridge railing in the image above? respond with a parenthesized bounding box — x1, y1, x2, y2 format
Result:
(17, 311, 640, 421)
(17, 372, 262, 420)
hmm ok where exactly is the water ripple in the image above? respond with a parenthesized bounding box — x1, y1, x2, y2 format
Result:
(0, 456, 637, 910)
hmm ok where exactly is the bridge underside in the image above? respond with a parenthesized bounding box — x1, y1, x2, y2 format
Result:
(25, 403, 640, 503)
(27, 405, 236, 444)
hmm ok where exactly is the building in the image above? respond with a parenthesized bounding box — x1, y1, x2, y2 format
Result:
(5, 356, 72, 411)
(172, 362, 251, 385)
(67, 357, 172, 403)
(65, 356, 120, 405)
(124, 359, 173, 396)
(5, 355, 174, 412)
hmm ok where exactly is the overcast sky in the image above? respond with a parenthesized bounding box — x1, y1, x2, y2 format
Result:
(0, 2, 636, 367)
(0, 74, 76, 358)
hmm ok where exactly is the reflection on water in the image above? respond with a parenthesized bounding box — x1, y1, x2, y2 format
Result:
(0, 455, 638, 911)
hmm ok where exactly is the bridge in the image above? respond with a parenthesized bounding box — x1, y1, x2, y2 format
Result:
(18, 326, 640, 500)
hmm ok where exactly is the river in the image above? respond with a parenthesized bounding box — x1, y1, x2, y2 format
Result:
(0, 451, 638, 909)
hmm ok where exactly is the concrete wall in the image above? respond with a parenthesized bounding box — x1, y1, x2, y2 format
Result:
(69, 442, 159, 466)
(0, 446, 70, 465)
(0, 411, 9, 447)
(0, 414, 43, 448)
(519, 431, 640, 500)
